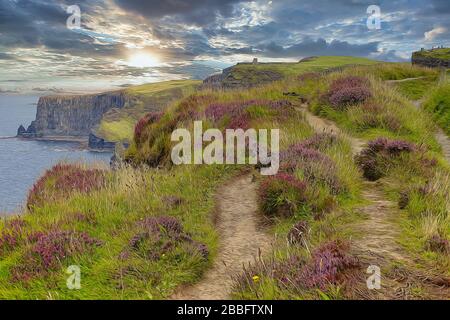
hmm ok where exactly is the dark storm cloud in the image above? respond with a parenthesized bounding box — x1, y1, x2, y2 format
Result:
(259, 38, 380, 58)
(1, 0, 449, 93)
(0, 0, 122, 58)
(429, 0, 450, 14)
(114, 0, 251, 25)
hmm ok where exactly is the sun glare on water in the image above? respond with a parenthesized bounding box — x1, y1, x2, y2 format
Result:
(127, 53, 160, 68)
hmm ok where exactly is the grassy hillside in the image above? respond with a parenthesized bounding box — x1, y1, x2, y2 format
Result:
(414, 48, 450, 60)
(233, 56, 378, 76)
(423, 83, 450, 135)
(96, 57, 378, 142)
(393, 77, 439, 100)
(96, 80, 200, 142)
(1, 59, 449, 299)
(217, 56, 378, 88)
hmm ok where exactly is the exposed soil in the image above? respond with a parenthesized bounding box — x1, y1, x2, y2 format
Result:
(171, 174, 272, 300)
(299, 104, 365, 154)
(385, 77, 427, 84)
(173, 101, 449, 300)
(298, 103, 450, 299)
(435, 130, 450, 162)
(413, 99, 450, 163)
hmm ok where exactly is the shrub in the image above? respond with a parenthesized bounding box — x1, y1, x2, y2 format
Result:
(287, 220, 309, 246)
(330, 76, 370, 90)
(327, 76, 372, 110)
(11, 230, 102, 282)
(123, 216, 208, 262)
(234, 240, 360, 295)
(204, 102, 235, 122)
(280, 142, 343, 194)
(295, 240, 360, 290)
(205, 99, 287, 130)
(27, 164, 106, 210)
(205, 100, 265, 122)
(227, 112, 252, 130)
(0, 218, 27, 256)
(277, 240, 360, 291)
(357, 113, 402, 132)
(355, 138, 415, 181)
(426, 235, 450, 254)
(134, 112, 163, 143)
(298, 133, 337, 150)
(258, 173, 307, 218)
(280, 144, 330, 165)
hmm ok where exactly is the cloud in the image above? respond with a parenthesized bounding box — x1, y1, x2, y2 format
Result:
(1, 0, 450, 93)
(259, 38, 379, 58)
(424, 27, 447, 41)
(0, 53, 16, 60)
(114, 0, 251, 25)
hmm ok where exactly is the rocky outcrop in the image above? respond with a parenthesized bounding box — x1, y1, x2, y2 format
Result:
(88, 133, 116, 150)
(18, 91, 129, 140)
(202, 66, 234, 89)
(412, 49, 450, 68)
(17, 125, 26, 136)
(17, 121, 39, 138)
(202, 64, 283, 89)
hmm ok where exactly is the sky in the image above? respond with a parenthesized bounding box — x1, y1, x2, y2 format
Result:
(0, 0, 449, 94)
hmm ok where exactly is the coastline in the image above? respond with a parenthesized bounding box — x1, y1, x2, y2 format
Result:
(16, 135, 116, 152)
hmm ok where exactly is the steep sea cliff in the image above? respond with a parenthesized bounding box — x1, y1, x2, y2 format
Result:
(19, 91, 128, 140)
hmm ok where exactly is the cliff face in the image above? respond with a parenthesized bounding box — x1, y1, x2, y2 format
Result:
(412, 49, 450, 68)
(32, 91, 128, 137)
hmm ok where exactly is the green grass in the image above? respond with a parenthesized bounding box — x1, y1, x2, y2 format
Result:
(413, 48, 450, 60)
(306, 69, 440, 150)
(0, 164, 237, 299)
(0, 64, 367, 299)
(235, 56, 377, 74)
(423, 83, 450, 135)
(1, 59, 449, 300)
(97, 117, 136, 142)
(99, 58, 378, 143)
(234, 56, 378, 76)
(125, 80, 201, 97)
(393, 76, 439, 100)
(348, 63, 438, 81)
(302, 64, 450, 277)
(96, 80, 201, 142)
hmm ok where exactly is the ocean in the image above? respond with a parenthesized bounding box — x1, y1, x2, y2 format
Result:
(0, 95, 112, 214)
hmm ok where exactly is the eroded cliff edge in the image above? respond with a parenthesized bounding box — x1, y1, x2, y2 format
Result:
(17, 80, 201, 149)
(18, 91, 128, 140)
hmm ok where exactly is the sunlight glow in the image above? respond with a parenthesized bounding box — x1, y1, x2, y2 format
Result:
(127, 52, 160, 68)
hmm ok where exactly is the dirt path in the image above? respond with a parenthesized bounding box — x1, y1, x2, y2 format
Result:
(354, 182, 407, 263)
(435, 130, 450, 162)
(413, 100, 450, 163)
(297, 104, 442, 299)
(171, 174, 272, 300)
(385, 77, 426, 84)
(299, 105, 406, 261)
(300, 104, 365, 154)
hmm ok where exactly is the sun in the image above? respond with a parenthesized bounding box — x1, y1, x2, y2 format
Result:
(127, 52, 160, 68)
